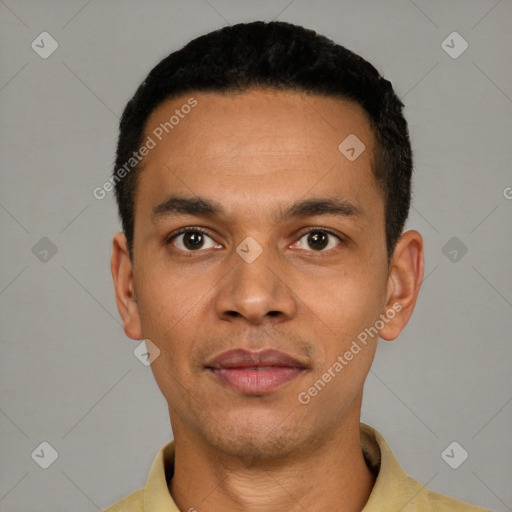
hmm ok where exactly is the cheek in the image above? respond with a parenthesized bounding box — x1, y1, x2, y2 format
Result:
(135, 264, 209, 337)
(135, 266, 213, 383)
(298, 264, 385, 342)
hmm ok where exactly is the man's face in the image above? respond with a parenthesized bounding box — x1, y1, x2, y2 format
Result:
(119, 89, 401, 458)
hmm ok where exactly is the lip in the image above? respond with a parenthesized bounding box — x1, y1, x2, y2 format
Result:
(206, 348, 307, 369)
(205, 348, 308, 394)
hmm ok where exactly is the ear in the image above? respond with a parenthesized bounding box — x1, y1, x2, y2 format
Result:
(111, 232, 143, 340)
(379, 230, 424, 341)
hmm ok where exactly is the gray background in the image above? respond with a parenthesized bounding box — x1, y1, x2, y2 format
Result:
(1, 1, 511, 511)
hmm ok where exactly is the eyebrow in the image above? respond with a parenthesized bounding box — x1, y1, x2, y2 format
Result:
(151, 194, 366, 224)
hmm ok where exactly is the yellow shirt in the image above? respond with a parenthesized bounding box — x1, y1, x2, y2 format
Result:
(104, 423, 492, 511)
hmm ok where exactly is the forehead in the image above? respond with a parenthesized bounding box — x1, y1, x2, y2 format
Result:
(143, 88, 375, 157)
(136, 88, 381, 221)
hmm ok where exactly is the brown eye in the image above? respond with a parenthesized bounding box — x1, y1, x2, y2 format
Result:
(183, 232, 204, 250)
(294, 229, 342, 252)
(307, 231, 329, 250)
(170, 230, 220, 252)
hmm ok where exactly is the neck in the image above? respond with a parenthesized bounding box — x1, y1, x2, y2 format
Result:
(169, 412, 376, 512)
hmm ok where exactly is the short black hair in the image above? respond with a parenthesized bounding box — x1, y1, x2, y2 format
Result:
(113, 20, 413, 262)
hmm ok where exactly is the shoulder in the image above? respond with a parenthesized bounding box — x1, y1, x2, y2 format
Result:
(103, 488, 144, 512)
(413, 484, 494, 511)
(360, 424, 493, 511)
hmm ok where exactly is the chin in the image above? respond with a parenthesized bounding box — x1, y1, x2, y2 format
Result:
(205, 417, 310, 461)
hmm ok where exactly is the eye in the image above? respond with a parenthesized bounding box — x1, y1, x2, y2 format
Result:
(168, 229, 222, 252)
(293, 229, 343, 252)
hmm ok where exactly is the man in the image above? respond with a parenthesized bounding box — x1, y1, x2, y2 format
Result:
(106, 20, 491, 512)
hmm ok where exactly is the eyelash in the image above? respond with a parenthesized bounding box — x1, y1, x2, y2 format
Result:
(166, 226, 345, 254)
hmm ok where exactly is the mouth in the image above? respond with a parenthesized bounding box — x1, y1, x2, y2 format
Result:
(205, 348, 308, 395)
(207, 366, 306, 394)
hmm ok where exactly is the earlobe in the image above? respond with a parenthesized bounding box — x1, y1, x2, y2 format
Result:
(379, 230, 424, 341)
(111, 232, 143, 340)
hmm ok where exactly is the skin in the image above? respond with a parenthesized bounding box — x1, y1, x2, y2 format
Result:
(111, 88, 424, 512)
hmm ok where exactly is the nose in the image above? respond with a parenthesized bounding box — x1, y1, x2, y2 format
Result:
(214, 243, 298, 325)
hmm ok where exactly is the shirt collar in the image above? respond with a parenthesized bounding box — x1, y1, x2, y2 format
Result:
(360, 422, 422, 510)
(142, 423, 418, 511)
